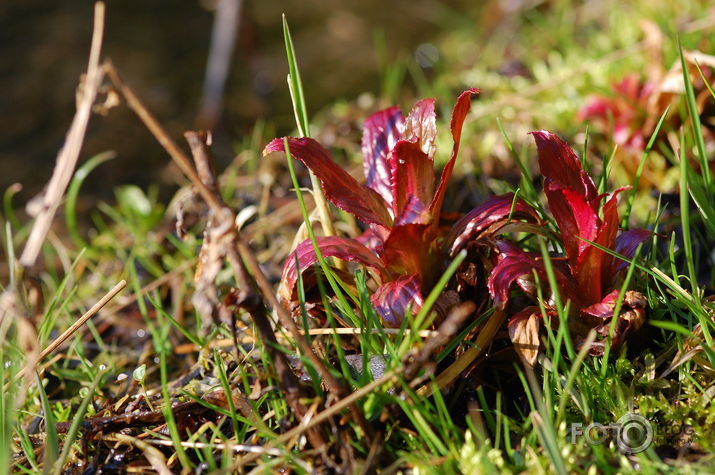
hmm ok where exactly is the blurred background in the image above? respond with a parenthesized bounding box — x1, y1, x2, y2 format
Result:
(1, 0, 712, 205)
(0, 0, 468, 200)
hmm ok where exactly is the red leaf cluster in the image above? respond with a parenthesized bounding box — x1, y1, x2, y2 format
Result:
(488, 131, 650, 360)
(265, 94, 650, 363)
(578, 75, 656, 151)
(265, 89, 538, 326)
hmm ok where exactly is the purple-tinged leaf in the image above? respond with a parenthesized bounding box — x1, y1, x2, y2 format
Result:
(394, 195, 431, 226)
(361, 106, 405, 205)
(389, 140, 435, 217)
(370, 274, 423, 327)
(488, 241, 573, 306)
(445, 193, 540, 256)
(531, 130, 599, 209)
(402, 98, 437, 158)
(279, 236, 387, 302)
(355, 226, 387, 254)
(508, 307, 541, 366)
(264, 137, 392, 226)
(488, 243, 540, 305)
(430, 88, 479, 222)
(612, 228, 651, 273)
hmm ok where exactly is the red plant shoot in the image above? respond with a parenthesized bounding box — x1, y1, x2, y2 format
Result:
(488, 131, 650, 362)
(265, 89, 539, 326)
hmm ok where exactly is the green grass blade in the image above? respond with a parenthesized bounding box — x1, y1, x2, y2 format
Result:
(622, 105, 670, 226)
(598, 144, 617, 196)
(51, 370, 104, 475)
(694, 60, 715, 100)
(679, 40, 712, 189)
(600, 243, 643, 377)
(677, 132, 700, 303)
(3, 184, 22, 231)
(282, 15, 337, 239)
(65, 152, 115, 249)
(537, 236, 575, 361)
(496, 118, 539, 206)
(283, 15, 310, 138)
(36, 374, 58, 475)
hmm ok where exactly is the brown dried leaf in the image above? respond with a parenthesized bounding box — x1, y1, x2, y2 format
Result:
(507, 308, 540, 366)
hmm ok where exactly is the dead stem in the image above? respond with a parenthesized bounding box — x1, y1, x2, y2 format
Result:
(197, 0, 242, 129)
(103, 63, 224, 214)
(111, 434, 172, 475)
(106, 435, 285, 457)
(184, 129, 327, 448)
(9, 279, 126, 386)
(20, 2, 106, 268)
(417, 308, 506, 397)
(403, 301, 476, 382)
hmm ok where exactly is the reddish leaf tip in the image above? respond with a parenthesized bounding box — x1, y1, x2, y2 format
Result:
(262, 137, 288, 156)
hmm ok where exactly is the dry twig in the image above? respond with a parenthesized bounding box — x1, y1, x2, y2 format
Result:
(20, 2, 106, 268)
(184, 130, 327, 449)
(197, 0, 242, 129)
(10, 280, 126, 385)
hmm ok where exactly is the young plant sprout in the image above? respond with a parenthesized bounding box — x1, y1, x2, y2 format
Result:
(265, 89, 540, 326)
(488, 131, 651, 363)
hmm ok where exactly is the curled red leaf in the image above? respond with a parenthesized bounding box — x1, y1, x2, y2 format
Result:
(580, 289, 647, 355)
(445, 193, 540, 256)
(381, 222, 436, 284)
(430, 88, 480, 222)
(264, 137, 392, 227)
(279, 236, 387, 302)
(572, 187, 628, 303)
(402, 98, 437, 158)
(370, 274, 424, 327)
(531, 130, 599, 208)
(508, 307, 541, 366)
(389, 140, 435, 217)
(544, 184, 600, 267)
(488, 241, 573, 306)
(361, 106, 405, 205)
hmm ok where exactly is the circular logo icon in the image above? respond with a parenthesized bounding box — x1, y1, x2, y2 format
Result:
(616, 413, 653, 454)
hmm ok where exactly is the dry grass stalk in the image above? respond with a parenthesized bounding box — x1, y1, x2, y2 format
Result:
(9, 279, 126, 385)
(417, 308, 506, 397)
(184, 130, 329, 449)
(106, 436, 285, 457)
(185, 131, 233, 332)
(197, 0, 242, 129)
(403, 301, 476, 382)
(20, 2, 106, 268)
(235, 366, 402, 467)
